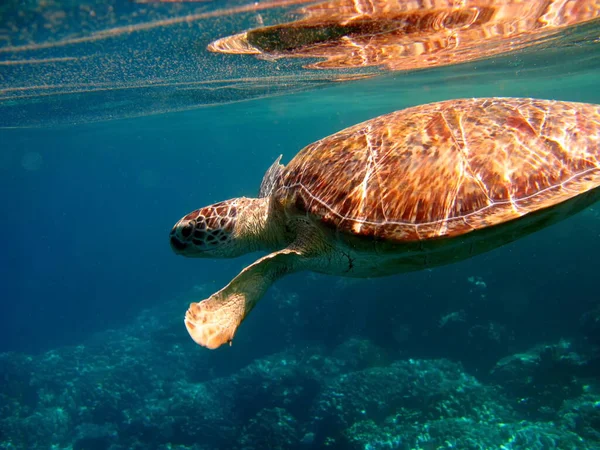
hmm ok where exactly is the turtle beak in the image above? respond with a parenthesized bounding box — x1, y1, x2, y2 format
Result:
(170, 222, 190, 254)
(170, 234, 188, 253)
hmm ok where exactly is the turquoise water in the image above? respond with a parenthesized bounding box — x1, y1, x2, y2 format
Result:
(1, 1, 600, 449)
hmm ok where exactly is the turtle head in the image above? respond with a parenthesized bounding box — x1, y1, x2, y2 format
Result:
(170, 199, 243, 258)
(170, 197, 274, 258)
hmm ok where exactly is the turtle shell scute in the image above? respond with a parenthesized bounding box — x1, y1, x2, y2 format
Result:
(276, 98, 600, 242)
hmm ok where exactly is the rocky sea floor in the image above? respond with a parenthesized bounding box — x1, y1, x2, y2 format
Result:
(1, 281, 599, 450)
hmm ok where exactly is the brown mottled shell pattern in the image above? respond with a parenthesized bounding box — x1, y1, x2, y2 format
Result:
(276, 98, 600, 241)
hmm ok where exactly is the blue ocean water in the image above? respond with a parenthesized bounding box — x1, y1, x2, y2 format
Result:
(1, 1, 600, 449)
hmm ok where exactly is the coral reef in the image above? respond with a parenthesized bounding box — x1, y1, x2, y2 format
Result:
(1, 289, 599, 449)
(1, 325, 599, 449)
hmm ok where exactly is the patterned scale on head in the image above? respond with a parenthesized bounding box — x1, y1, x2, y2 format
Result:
(170, 200, 238, 255)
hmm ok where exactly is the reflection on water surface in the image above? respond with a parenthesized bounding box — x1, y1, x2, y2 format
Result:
(0, 0, 599, 127)
(210, 0, 600, 71)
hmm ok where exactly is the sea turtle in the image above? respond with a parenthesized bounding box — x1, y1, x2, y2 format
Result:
(208, 0, 599, 72)
(170, 97, 600, 350)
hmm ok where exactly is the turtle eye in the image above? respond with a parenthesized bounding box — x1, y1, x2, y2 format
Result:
(181, 223, 194, 239)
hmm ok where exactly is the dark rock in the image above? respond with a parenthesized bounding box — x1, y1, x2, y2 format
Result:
(490, 340, 588, 417)
(237, 407, 300, 450)
(310, 358, 514, 449)
(560, 393, 600, 441)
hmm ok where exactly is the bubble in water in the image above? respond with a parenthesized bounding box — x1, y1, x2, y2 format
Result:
(21, 152, 43, 171)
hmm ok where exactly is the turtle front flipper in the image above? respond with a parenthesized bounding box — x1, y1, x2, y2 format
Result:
(184, 248, 302, 349)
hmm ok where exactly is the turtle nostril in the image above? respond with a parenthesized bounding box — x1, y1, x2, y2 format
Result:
(170, 236, 187, 252)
